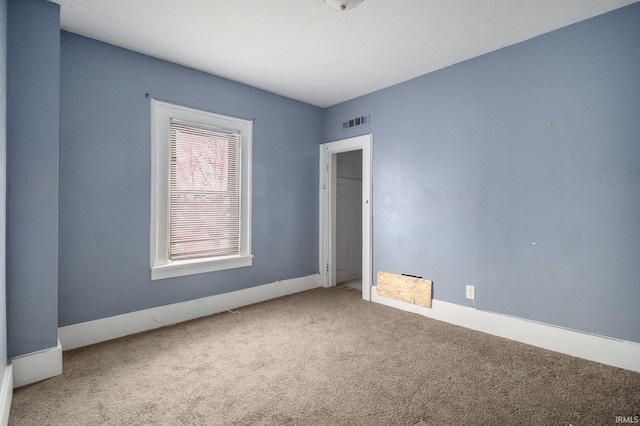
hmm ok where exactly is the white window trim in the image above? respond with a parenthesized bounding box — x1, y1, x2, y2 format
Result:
(150, 100, 252, 280)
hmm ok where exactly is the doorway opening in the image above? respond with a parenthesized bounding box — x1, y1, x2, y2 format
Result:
(319, 134, 372, 301)
(336, 150, 362, 292)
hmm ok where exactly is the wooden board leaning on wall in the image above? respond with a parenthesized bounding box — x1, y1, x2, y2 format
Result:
(376, 271, 432, 308)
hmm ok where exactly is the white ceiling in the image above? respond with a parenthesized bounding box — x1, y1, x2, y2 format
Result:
(51, 0, 638, 108)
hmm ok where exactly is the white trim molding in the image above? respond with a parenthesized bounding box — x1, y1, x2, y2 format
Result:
(0, 364, 12, 426)
(11, 340, 63, 388)
(372, 288, 640, 373)
(60, 274, 322, 351)
(319, 134, 373, 301)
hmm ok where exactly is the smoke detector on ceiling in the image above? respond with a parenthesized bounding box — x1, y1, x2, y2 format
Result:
(323, 0, 364, 12)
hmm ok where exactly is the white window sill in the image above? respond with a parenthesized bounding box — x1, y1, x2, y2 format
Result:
(151, 254, 253, 280)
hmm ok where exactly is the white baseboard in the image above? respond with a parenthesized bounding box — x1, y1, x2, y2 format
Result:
(372, 287, 640, 373)
(0, 364, 12, 426)
(11, 340, 63, 388)
(59, 274, 322, 351)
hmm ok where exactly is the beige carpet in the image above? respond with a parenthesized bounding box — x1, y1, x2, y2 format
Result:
(10, 287, 640, 425)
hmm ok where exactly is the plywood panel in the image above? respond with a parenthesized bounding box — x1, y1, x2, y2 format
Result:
(376, 271, 432, 308)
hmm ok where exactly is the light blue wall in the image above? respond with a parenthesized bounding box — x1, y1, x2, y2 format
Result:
(323, 4, 640, 343)
(6, 0, 59, 357)
(0, 0, 7, 365)
(58, 32, 323, 326)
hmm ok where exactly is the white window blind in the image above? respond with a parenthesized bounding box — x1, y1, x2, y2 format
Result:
(151, 100, 252, 280)
(169, 120, 240, 260)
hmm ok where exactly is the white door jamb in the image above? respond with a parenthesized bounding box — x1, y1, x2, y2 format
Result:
(319, 134, 372, 301)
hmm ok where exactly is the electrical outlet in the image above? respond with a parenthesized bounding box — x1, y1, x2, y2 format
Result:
(466, 285, 475, 300)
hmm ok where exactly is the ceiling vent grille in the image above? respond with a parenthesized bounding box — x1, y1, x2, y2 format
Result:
(343, 115, 369, 130)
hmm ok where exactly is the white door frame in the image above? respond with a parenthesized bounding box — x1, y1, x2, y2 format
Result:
(319, 133, 372, 301)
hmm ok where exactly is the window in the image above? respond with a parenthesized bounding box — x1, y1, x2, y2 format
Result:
(151, 100, 252, 280)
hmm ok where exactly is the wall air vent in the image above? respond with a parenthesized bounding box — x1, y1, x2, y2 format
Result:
(343, 115, 369, 130)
